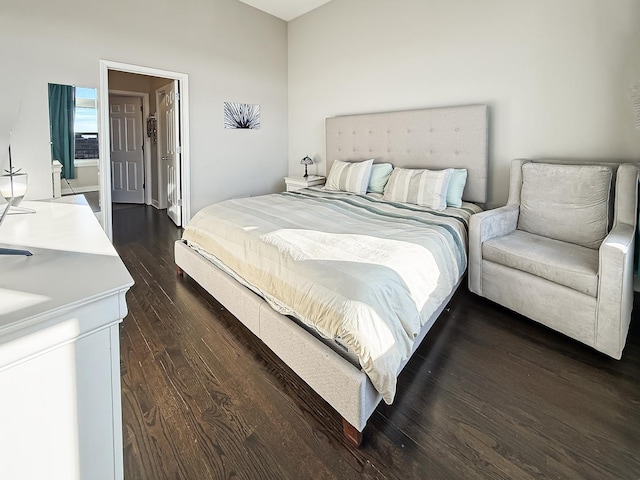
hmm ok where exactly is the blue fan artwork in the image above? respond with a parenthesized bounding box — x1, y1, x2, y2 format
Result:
(0, 145, 32, 256)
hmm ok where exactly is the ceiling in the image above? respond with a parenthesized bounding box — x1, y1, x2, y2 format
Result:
(237, 0, 332, 21)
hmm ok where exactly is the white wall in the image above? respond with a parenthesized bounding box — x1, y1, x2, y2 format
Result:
(61, 162, 99, 195)
(4, 0, 638, 211)
(0, 0, 288, 216)
(288, 0, 640, 207)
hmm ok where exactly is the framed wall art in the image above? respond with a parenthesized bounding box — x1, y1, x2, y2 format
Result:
(224, 102, 260, 129)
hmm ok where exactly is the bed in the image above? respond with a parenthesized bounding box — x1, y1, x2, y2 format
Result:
(175, 104, 489, 446)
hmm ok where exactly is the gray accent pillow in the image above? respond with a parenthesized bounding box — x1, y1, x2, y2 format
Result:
(518, 163, 612, 249)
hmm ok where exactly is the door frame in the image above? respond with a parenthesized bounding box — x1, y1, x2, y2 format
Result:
(98, 60, 191, 240)
(108, 90, 151, 206)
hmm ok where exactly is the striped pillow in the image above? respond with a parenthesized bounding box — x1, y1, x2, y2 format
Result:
(324, 159, 374, 194)
(383, 167, 453, 210)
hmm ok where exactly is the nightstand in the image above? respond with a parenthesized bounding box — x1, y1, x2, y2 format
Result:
(284, 175, 326, 192)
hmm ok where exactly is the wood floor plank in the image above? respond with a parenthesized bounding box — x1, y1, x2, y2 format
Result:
(114, 205, 640, 480)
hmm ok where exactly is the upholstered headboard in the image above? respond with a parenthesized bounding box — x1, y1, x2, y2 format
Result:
(325, 105, 489, 204)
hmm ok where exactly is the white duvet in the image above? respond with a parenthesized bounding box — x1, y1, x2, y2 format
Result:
(182, 188, 480, 403)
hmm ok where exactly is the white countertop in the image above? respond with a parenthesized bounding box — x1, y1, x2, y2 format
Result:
(0, 201, 133, 332)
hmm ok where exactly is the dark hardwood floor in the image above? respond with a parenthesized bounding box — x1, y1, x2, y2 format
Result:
(113, 205, 640, 480)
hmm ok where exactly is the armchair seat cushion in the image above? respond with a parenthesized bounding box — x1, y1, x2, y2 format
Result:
(483, 229, 599, 297)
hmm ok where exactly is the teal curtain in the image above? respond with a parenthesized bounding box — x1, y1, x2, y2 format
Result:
(48, 83, 76, 179)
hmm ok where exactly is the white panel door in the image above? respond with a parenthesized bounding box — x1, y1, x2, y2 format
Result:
(110, 95, 144, 204)
(157, 81, 181, 226)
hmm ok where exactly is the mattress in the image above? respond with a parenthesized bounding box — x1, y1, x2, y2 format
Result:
(182, 188, 481, 403)
(186, 239, 362, 366)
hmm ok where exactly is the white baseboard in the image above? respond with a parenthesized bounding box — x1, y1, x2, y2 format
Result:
(151, 199, 162, 209)
(74, 159, 99, 168)
(61, 185, 99, 195)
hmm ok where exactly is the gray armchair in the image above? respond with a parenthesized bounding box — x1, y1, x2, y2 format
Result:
(469, 159, 638, 359)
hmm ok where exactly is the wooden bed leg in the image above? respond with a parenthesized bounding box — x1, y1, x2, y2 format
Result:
(342, 418, 363, 447)
(176, 266, 184, 277)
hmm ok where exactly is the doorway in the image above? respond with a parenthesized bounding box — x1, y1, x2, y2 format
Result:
(109, 93, 146, 205)
(98, 60, 191, 240)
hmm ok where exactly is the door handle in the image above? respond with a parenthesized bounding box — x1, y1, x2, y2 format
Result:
(161, 156, 168, 161)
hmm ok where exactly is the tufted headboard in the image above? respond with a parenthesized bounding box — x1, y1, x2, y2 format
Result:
(325, 104, 489, 204)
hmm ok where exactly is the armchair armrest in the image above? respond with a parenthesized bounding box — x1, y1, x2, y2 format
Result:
(596, 222, 635, 359)
(468, 205, 519, 295)
(612, 164, 638, 227)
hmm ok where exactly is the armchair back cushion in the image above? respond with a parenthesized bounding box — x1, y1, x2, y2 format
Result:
(517, 163, 612, 249)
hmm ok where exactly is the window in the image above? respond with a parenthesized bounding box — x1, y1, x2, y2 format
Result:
(74, 87, 98, 161)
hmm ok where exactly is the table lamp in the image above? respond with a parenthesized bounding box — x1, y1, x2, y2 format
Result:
(300, 155, 313, 178)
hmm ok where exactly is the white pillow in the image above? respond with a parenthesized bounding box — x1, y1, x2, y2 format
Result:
(324, 159, 374, 194)
(383, 167, 453, 210)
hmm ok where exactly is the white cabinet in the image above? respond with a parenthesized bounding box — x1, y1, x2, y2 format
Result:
(0, 199, 133, 480)
(284, 175, 326, 192)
